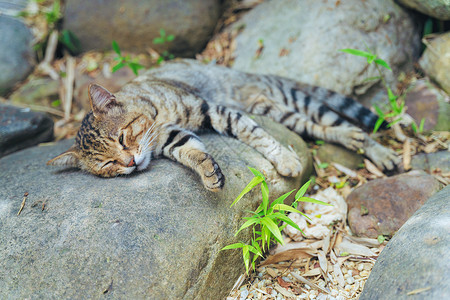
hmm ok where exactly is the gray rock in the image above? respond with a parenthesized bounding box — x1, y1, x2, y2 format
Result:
(346, 171, 442, 238)
(316, 143, 364, 170)
(397, 0, 450, 20)
(420, 32, 450, 94)
(0, 104, 53, 158)
(0, 116, 312, 299)
(412, 151, 450, 173)
(63, 0, 222, 57)
(360, 185, 450, 299)
(0, 15, 35, 95)
(404, 79, 450, 131)
(231, 0, 421, 100)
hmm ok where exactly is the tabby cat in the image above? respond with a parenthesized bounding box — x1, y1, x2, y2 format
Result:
(48, 59, 399, 191)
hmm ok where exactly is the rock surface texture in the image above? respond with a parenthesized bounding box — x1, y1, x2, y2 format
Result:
(0, 116, 312, 299)
(404, 79, 450, 131)
(420, 32, 450, 94)
(0, 104, 53, 158)
(397, 0, 450, 20)
(347, 171, 441, 238)
(360, 185, 450, 299)
(231, 0, 421, 101)
(63, 0, 222, 57)
(0, 1, 35, 95)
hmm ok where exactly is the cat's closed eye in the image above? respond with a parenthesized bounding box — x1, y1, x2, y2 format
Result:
(118, 133, 124, 146)
(102, 160, 116, 168)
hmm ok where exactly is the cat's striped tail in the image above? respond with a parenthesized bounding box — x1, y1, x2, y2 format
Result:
(311, 86, 388, 130)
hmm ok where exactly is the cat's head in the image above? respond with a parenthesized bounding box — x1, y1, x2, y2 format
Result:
(47, 84, 157, 177)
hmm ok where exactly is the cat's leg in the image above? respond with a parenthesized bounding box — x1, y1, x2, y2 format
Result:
(206, 105, 303, 177)
(156, 125, 225, 191)
(249, 98, 400, 171)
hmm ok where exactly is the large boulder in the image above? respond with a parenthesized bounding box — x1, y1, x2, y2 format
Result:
(397, 0, 450, 20)
(231, 0, 421, 104)
(0, 116, 312, 299)
(0, 104, 53, 158)
(63, 0, 222, 57)
(360, 185, 450, 299)
(0, 1, 35, 95)
(420, 32, 450, 94)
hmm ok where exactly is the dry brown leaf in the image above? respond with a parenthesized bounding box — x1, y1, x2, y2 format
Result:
(277, 276, 291, 288)
(266, 267, 278, 278)
(345, 236, 381, 248)
(406, 287, 431, 295)
(318, 250, 328, 273)
(333, 263, 346, 287)
(403, 138, 411, 171)
(261, 249, 313, 266)
(332, 162, 358, 178)
(303, 268, 321, 277)
(337, 238, 377, 257)
(289, 271, 329, 294)
(274, 284, 296, 298)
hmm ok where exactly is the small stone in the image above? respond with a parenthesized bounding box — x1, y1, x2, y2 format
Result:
(239, 289, 249, 300)
(346, 276, 355, 285)
(347, 171, 442, 238)
(360, 270, 370, 277)
(358, 264, 364, 271)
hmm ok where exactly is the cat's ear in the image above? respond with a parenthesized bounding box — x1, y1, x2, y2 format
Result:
(47, 147, 80, 167)
(88, 84, 121, 117)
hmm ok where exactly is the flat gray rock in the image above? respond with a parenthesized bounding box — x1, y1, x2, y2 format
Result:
(360, 185, 450, 299)
(0, 104, 53, 158)
(0, 116, 312, 299)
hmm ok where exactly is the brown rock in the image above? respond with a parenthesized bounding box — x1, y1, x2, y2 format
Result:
(347, 171, 441, 238)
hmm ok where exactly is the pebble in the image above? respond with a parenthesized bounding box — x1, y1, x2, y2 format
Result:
(360, 270, 370, 277)
(357, 264, 364, 271)
(239, 289, 249, 300)
(346, 276, 355, 284)
(348, 270, 353, 276)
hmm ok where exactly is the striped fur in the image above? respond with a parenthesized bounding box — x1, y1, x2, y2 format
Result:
(48, 59, 400, 191)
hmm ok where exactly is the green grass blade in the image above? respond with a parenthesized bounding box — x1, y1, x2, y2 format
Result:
(112, 62, 125, 73)
(261, 180, 269, 214)
(248, 167, 265, 180)
(275, 214, 304, 234)
(295, 180, 311, 201)
(261, 217, 284, 245)
(235, 218, 260, 236)
(373, 117, 385, 134)
(230, 176, 263, 207)
(297, 197, 332, 206)
(272, 203, 303, 214)
(221, 243, 244, 250)
(374, 58, 392, 70)
(339, 48, 375, 59)
(271, 189, 296, 207)
(112, 40, 121, 55)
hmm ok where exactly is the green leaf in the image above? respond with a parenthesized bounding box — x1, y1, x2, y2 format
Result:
(315, 140, 324, 145)
(51, 99, 61, 107)
(112, 62, 125, 73)
(153, 37, 164, 44)
(411, 122, 418, 133)
(261, 180, 269, 215)
(272, 204, 303, 214)
(373, 117, 385, 134)
(261, 217, 284, 245)
(387, 88, 397, 102)
(112, 40, 121, 55)
(340, 48, 376, 60)
(159, 28, 166, 37)
(248, 167, 265, 180)
(419, 118, 425, 133)
(243, 245, 250, 274)
(317, 162, 329, 169)
(295, 180, 311, 201)
(377, 235, 386, 244)
(273, 213, 304, 234)
(251, 240, 264, 258)
(271, 189, 296, 207)
(221, 242, 244, 250)
(167, 34, 175, 42)
(230, 175, 264, 207)
(374, 58, 391, 70)
(235, 218, 260, 236)
(297, 197, 332, 206)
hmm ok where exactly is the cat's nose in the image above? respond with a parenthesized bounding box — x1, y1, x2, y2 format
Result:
(127, 156, 136, 167)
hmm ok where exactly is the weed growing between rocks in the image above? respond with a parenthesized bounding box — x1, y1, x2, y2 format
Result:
(340, 48, 425, 134)
(223, 167, 330, 274)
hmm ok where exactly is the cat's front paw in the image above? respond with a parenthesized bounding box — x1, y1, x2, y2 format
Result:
(271, 148, 303, 177)
(199, 155, 225, 192)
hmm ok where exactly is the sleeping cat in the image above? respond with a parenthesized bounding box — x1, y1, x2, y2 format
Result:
(48, 59, 400, 191)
